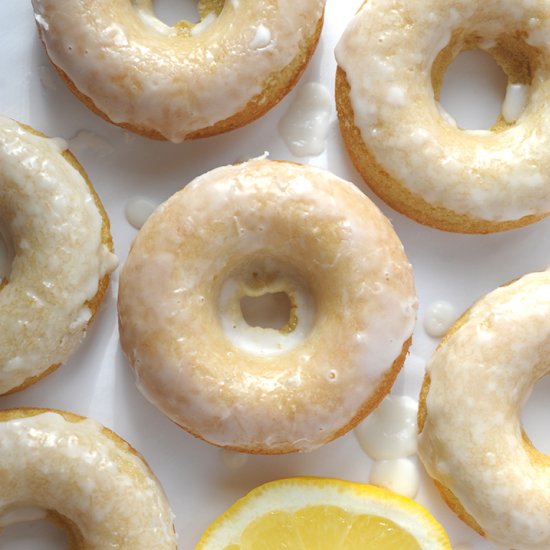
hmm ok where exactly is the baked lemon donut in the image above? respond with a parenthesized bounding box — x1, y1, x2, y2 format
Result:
(31, 0, 325, 142)
(0, 117, 117, 396)
(335, 0, 550, 233)
(418, 271, 550, 549)
(0, 408, 177, 548)
(118, 158, 417, 454)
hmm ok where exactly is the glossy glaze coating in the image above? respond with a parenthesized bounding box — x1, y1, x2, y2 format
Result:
(0, 409, 176, 548)
(336, 0, 550, 229)
(0, 117, 117, 395)
(32, 0, 325, 141)
(118, 159, 416, 453)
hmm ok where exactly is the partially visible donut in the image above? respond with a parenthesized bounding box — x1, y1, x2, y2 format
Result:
(0, 117, 117, 395)
(335, 0, 550, 233)
(31, 0, 326, 142)
(118, 158, 417, 454)
(0, 408, 177, 549)
(418, 271, 550, 548)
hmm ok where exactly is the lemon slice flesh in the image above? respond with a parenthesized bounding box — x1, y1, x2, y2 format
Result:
(196, 477, 451, 549)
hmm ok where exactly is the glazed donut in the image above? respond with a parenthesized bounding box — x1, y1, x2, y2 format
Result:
(31, 0, 325, 142)
(118, 158, 417, 454)
(0, 117, 117, 396)
(0, 408, 176, 548)
(418, 271, 550, 549)
(335, 0, 550, 233)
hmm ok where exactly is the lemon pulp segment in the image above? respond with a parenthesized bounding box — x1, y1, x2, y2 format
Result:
(227, 505, 422, 549)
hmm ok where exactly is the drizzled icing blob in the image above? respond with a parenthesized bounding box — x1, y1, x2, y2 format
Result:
(503, 83, 529, 123)
(423, 300, 457, 338)
(355, 395, 418, 459)
(369, 458, 420, 499)
(125, 197, 158, 230)
(279, 82, 333, 157)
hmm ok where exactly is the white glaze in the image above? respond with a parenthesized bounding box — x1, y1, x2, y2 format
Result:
(125, 197, 158, 229)
(51, 137, 68, 152)
(68, 130, 114, 158)
(38, 65, 57, 90)
(0, 411, 176, 548)
(369, 458, 420, 499)
(418, 271, 550, 549)
(423, 300, 457, 338)
(219, 449, 249, 469)
(435, 101, 458, 128)
(503, 83, 529, 123)
(118, 159, 416, 453)
(355, 395, 418, 460)
(31, 0, 326, 142)
(336, 0, 550, 222)
(190, 12, 217, 37)
(250, 24, 272, 50)
(0, 117, 117, 395)
(279, 82, 333, 157)
(134, 0, 175, 36)
(453, 544, 475, 550)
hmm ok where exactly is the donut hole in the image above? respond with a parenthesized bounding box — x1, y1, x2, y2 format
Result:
(151, 0, 225, 30)
(433, 34, 540, 131)
(521, 373, 550, 455)
(240, 292, 292, 330)
(0, 516, 71, 550)
(152, 0, 200, 24)
(218, 260, 316, 356)
(0, 221, 14, 287)
(438, 50, 507, 129)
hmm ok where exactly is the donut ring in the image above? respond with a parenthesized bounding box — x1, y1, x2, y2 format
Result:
(118, 159, 417, 454)
(335, 0, 550, 233)
(31, 0, 325, 142)
(0, 117, 117, 396)
(418, 271, 550, 548)
(0, 408, 176, 548)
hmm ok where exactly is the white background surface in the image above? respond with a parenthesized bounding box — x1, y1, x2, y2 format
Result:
(1, 1, 549, 548)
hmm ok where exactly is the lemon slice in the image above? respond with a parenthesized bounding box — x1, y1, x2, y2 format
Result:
(196, 477, 451, 549)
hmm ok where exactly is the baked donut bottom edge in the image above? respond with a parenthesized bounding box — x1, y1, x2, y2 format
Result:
(167, 334, 414, 456)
